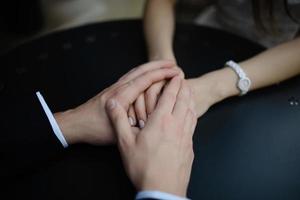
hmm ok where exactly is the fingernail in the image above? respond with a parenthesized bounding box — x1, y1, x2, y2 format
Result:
(139, 120, 145, 129)
(128, 117, 134, 126)
(107, 99, 116, 110)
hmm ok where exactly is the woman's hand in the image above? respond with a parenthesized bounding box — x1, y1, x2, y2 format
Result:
(131, 82, 166, 128)
(128, 64, 184, 128)
(127, 75, 166, 128)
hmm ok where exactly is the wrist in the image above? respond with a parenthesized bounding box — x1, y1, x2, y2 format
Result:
(190, 68, 240, 115)
(205, 68, 239, 101)
(148, 51, 176, 62)
(54, 109, 83, 145)
(208, 67, 240, 101)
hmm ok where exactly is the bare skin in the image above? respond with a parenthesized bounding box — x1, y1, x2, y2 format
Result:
(132, 0, 300, 120)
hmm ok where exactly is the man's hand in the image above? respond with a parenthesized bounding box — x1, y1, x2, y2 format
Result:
(54, 60, 179, 145)
(107, 77, 197, 197)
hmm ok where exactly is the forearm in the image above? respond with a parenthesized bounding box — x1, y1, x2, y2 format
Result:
(206, 37, 300, 99)
(190, 37, 300, 117)
(240, 37, 300, 91)
(144, 0, 176, 61)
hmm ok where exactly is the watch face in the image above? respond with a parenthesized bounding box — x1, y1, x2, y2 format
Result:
(238, 78, 251, 91)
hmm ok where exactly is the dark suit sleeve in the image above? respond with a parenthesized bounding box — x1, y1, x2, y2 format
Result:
(0, 93, 64, 179)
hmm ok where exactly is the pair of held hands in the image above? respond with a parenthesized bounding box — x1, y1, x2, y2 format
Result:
(55, 60, 198, 197)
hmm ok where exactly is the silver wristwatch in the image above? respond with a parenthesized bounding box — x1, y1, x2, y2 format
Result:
(225, 60, 251, 96)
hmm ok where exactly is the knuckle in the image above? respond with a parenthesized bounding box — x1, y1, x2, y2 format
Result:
(113, 94, 128, 111)
(99, 93, 107, 105)
(114, 91, 125, 103)
(178, 68, 185, 77)
(109, 108, 120, 122)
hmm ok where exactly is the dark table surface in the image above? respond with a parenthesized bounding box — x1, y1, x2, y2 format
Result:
(1, 20, 300, 200)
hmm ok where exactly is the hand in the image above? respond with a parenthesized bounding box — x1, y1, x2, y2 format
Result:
(127, 53, 178, 128)
(54, 60, 180, 145)
(128, 65, 184, 128)
(107, 77, 197, 197)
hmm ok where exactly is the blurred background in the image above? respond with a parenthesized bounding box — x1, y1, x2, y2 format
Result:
(0, 0, 212, 53)
(0, 0, 145, 53)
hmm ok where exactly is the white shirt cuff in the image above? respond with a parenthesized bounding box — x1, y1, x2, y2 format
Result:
(136, 191, 190, 200)
(36, 91, 69, 148)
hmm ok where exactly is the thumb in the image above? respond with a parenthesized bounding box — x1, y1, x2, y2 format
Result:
(106, 98, 135, 147)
